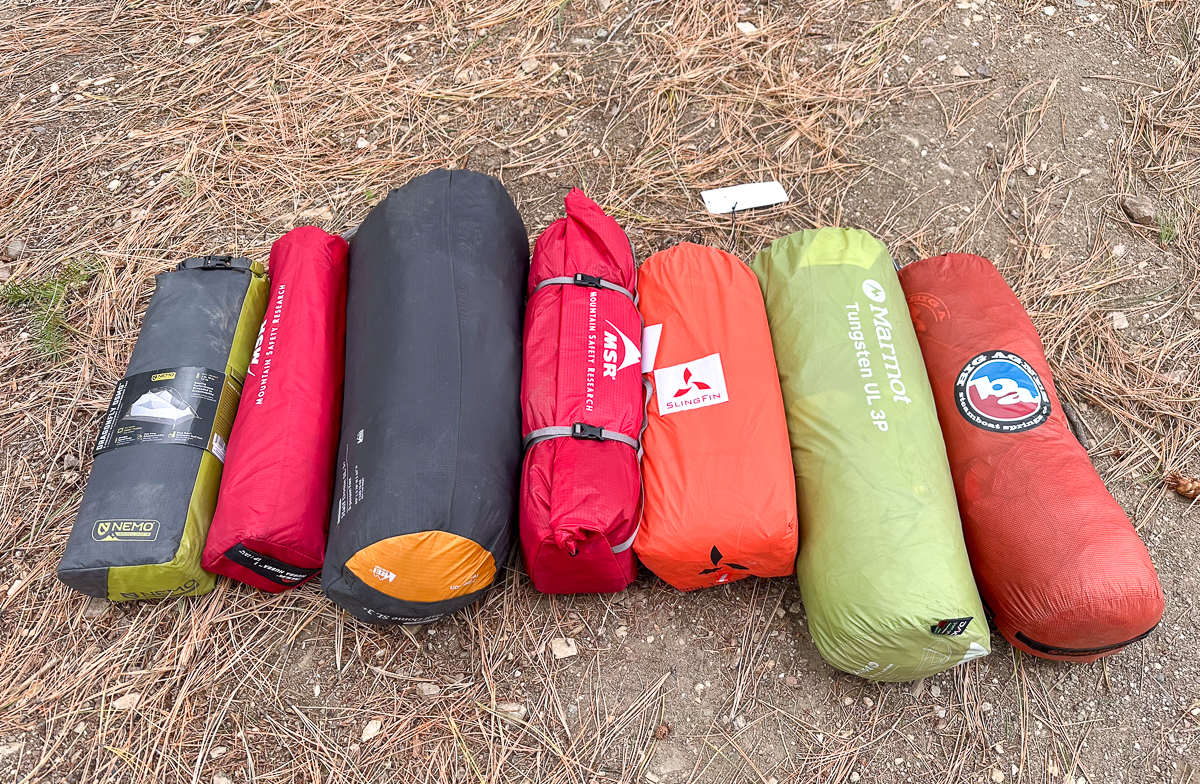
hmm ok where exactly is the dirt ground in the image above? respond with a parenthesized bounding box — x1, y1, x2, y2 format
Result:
(1, 1, 1198, 782)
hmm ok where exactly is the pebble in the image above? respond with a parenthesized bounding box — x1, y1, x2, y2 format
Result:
(1112, 244, 1126, 257)
(1025, 166, 1037, 176)
(83, 595, 108, 619)
(849, 774, 861, 783)
(436, 114, 450, 124)
(909, 678, 926, 698)
(107, 179, 123, 192)
(6, 237, 27, 258)
(976, 64, 992, 78)
(495, 701, 527, 722)
(50, 82, 59, 93)
(32, 126, 46, 134)
(64, 453, 80, 469)
(980, 701, 994, 712)
(0, 742, 24, 760)
(1111, 311, 1129, 330)
(112, 692, 141, 710)
(862, 697, 874, 708)
(615, 626, 628, 638)
(843, 696, 854, 706)
(1120, 194, 1156, 226)
(0, 265, 12, 282)
(550, 637, 578, 659)
(951, 65, 971, 78)
(415, 682, 441, 698)
(788, 601, 802, 614)
(555, 128, 568, 138)
(356, 137, 368, 148)
(209, 746, 228, 759)
(595, 28, 608, 38)
(455, 70, 470, 84)
(921, 37, 937, 48)
(1074, 0, 1092, 5)
(784, 676, 799, 687)
(520, 58, 540, 74)
(213, 776, 233, 784)
(397, 52, 413, 63)
(991, 770, 1005, 783)
(1042, 5, 1056, 15)
(736, 21, 758, 34)
(361, 719, 382, 741)
(184, 34, 205, 45)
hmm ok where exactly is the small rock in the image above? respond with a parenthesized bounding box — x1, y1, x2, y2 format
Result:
(784, 676, 799, 687)
(550, 638, 578, 659)
(209, 746, 228, 759)
(74, 721, 86, 734)
(0, 265, 11, 282)
(843, 696, 854, 706)
(415, 682, 441, 698)
(615, 626, 628, 638)
(1074, 0, 1091, 5)
(733, 715, 746, 729)
(951, 65, 971, 78)
(991, 770, 1005, 783)
(313, 684, 320, 697)
(495, 701, 527, 722)
(397, 52, 413, 63)
(454, 70, 470, 84)
(787, 601, 802, 614)
(1120, 194, 1156, 226)
(361, 719, 382, 741)
(436, 114, 450, 124)
(980, 701, 994, 713)
(112, 692, 141, 711)
(930, 684, 942, 698)
(976, 64, 992, 78)
(0, 742, 23, 759)
(6, 237, 27, 258)
(595, 28, 609, 38)
(1112, 244, 1126, 257)
(1042, 5, 1056, 15)
(774, 607, 786, 618)
(32, 126, 46, 134)
(520, 58, 540, 74)
(1111, 312, 1129, 330)
(107, 179, 123, 192)
(50, 82, 59, 93)
(356, 137, 368, 149)
(736, 21, 758, 34)
(555, 128, 568, 138)
(83, 595, 108, 619)
(849, 774, 861, 783)
(184, 34, 205, 45)
(909, 678, 926, 698)
(862, 697, 874, 708)
(921, 37, 937, 48)
(64, 453, 80, 469)
(213, 776, 233, 784)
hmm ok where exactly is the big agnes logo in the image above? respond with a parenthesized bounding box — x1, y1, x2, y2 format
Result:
(955, 351, 1051, 432)
(603, 321, 641, 379)
(654, 353, 729, 416)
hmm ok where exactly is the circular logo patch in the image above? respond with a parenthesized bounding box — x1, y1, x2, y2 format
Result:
(954, 351, 1051, 432)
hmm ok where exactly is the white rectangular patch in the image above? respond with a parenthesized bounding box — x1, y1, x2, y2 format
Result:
(700, 181, 788, 215)
(641, 324, 663, 373)
(653, 353, 729, 416)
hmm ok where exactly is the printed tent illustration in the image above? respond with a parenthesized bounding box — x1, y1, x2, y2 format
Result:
(900, 253, 1163, 661)
(322, 169, 527, 624)
(203, 227, 349, 592)
(750, 228, 987, 681)
(57, 256, 268, 601)
(635, 243, 798, 592)
(519, 189, 643, 594)
(124, 388, 197, 427)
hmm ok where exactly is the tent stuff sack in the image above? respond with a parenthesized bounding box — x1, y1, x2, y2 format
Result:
(520, 189, 642, 594)
(899, 253, 1163, 661)
(322, 170, 527, 624)
(202, 227, 349, 592)
(750, 228, 988, 681)
(636, 243, 797, 591)
(57, 256, 269, 601)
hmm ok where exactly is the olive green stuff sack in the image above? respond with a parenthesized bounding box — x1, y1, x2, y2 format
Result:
(750, 228, 988, 681)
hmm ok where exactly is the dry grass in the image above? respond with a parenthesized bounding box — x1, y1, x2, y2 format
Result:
(1, 0, 1197, 782)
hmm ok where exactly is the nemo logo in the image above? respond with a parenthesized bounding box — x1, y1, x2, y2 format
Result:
(150, 372, 176, 381)
(93, 519, 159, 542)
(673, 367, 710, 398)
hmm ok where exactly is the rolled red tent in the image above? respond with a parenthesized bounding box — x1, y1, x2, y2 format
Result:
(899, 253, 1163, 661)
(519, 189, 642, 594)
(202, 226, 349, 591)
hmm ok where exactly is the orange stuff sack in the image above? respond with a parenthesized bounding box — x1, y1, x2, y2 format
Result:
(635, 243, 798, 590)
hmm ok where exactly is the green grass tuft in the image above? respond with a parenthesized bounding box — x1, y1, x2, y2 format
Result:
(1, 258, 102, 361)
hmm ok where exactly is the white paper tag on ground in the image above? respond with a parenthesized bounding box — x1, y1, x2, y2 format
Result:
(700, 181, 788, 214)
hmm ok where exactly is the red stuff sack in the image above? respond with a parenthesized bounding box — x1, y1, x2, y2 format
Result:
(203, 226, 349, 591)
(900, 253, 1163, 660)
(519, 189, 642, 594)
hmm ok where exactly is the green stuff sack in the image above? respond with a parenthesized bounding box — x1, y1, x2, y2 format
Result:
(58, 256, 268, 601)
(750, 229, 988, 681)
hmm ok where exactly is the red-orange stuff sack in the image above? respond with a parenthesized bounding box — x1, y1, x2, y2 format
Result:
(900, 253, 1164, 661)
(635, 243, 797, 590)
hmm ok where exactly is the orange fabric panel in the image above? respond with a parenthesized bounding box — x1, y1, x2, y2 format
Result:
(635, 243, 798, 590)
(346, 530, 496, 603)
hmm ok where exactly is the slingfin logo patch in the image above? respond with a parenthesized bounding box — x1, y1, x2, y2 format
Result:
(654, 353, 728, 416)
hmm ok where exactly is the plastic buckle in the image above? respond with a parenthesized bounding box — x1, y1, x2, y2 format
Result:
(572, 273, 603, 289)
(177, 255, 252, 272)
(571, 423, 604, 441)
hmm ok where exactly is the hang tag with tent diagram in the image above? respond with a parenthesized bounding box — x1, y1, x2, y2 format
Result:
(700, 181, 788, 215)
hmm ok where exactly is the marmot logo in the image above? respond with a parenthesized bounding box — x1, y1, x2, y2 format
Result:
(372, 565, 396, 583)
(602, 321, 641, 379)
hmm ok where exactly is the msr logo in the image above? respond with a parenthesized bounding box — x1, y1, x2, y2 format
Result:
(372, 565, 397, 583)
(602, 321, 641, 379)
(92, 519, 159, 543)
(654, 353, 729, 416)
